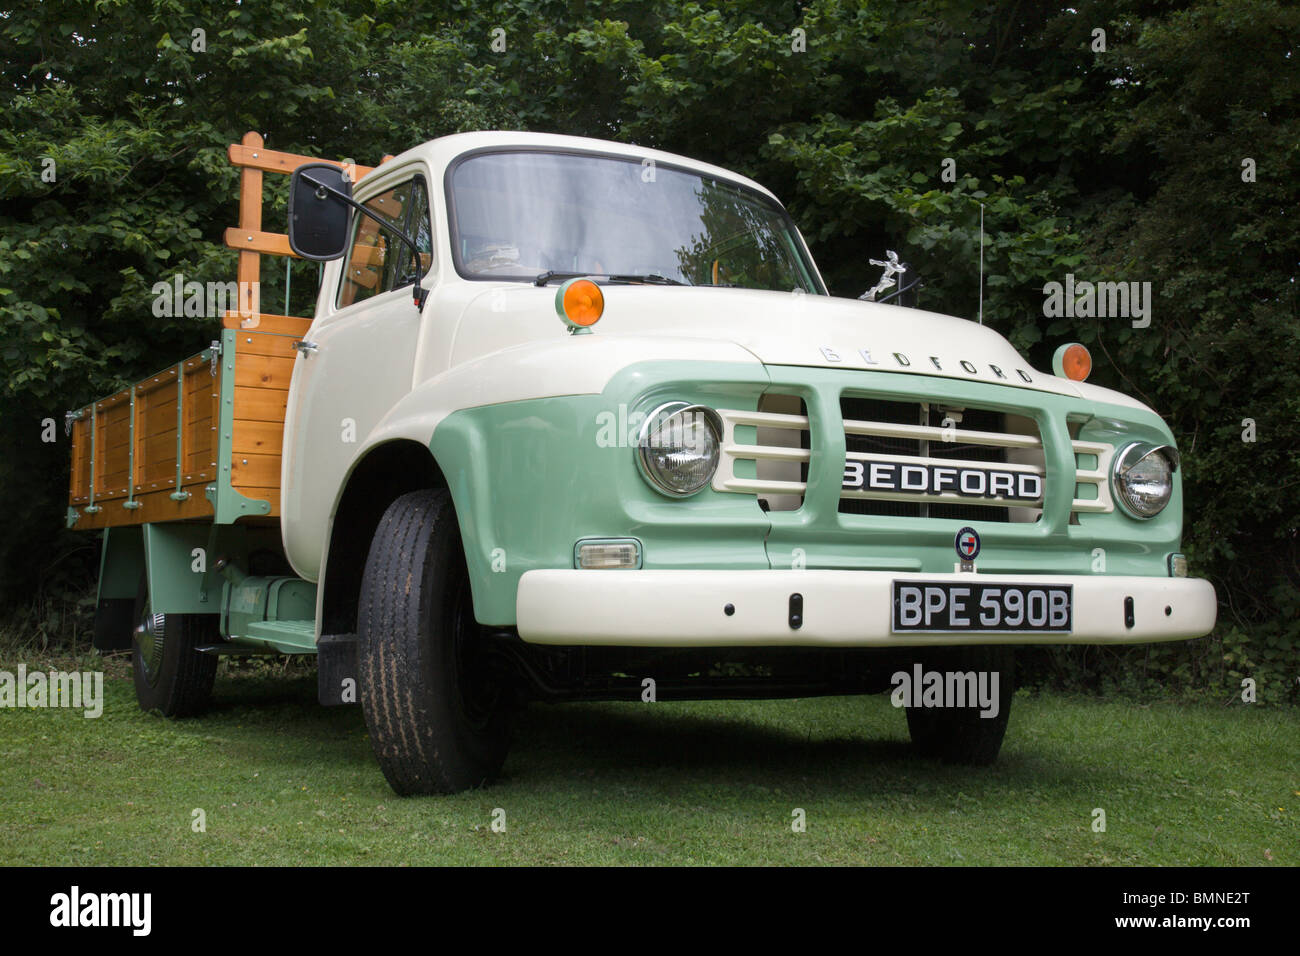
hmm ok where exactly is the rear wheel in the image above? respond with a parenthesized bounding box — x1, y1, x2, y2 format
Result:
(131, 577, 218, 717)
(903, 645, 1014, 765)
(357, 489, 510, 795)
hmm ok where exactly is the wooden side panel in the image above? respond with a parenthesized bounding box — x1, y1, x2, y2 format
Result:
(96, 393, 133, 501)
(183, 355, 219, 480)
(135, 370, 179, 491)
(67, 348, 221, 531)
(228, 329, 295, 516)
(69, 413, 92, 505)
(73, 487, 214, 530)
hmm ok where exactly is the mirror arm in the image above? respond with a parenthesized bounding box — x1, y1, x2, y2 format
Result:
(301, 172, 430, 310)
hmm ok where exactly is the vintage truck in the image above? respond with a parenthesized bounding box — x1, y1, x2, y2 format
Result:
(66, 130, 1217, 794)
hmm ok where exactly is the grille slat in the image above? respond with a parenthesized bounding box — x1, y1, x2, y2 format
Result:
(839, 398, 1020, 521)
(711, 392, 1115, 519)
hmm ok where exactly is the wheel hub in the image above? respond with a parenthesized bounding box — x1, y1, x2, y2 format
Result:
(134, 609, 166, 685)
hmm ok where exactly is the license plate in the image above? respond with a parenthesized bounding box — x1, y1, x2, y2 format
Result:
(891, 581, 1073, 633)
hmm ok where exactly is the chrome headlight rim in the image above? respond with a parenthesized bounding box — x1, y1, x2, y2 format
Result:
(1111, 441, 1179, 519)
(635, 401, 723, 498)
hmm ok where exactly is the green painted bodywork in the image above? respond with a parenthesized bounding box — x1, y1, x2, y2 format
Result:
(430, 360, 1185, 628)
(122, 386, 142, 511)
(761, 366, 1179, 576)
(142, 523, 224, 614)
(136, 519, 317, 652)
(222, 576, 317, 653)
(170, 361, 190, 501)
(431, 361, 774, 626)
(240, 618, 317, 652)
(140, 523, 280, 615)
(206, 328, 273, 523)
(97, 527, 143, 602)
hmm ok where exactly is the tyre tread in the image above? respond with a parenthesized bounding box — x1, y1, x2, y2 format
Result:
(358, 489, 507, 795)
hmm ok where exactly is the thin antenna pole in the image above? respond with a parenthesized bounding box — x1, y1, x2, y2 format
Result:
(978, 203, 984, 325)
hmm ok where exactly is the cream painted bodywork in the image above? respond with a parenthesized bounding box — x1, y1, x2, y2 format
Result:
(280, 130, 1156, 590)
(516, 569, 1218, 646)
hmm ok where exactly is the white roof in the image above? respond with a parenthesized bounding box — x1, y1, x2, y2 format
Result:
(379, 130, 782, 204)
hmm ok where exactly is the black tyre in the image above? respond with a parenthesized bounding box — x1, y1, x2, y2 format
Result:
(357, 489, 510, 795)
(131, 577, 218, 717)
(903, 645, 1014, 765)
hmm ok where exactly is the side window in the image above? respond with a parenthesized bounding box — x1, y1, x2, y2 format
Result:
(337, 174, 433, 308)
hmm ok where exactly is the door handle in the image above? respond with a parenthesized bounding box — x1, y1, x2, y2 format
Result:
(292, 340, 319, 357)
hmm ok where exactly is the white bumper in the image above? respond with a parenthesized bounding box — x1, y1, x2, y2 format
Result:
(515, 570, 1217, 647)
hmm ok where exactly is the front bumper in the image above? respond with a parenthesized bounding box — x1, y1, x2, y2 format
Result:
(516, 570, 1217, 647)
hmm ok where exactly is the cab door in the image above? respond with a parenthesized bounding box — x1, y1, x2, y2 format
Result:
(280, 168, 435, 579)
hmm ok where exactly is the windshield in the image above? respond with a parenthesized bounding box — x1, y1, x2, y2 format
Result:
(448, 150, 821, 292)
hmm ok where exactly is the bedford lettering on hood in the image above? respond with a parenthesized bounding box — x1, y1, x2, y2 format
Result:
(451, 284, 1085, 397)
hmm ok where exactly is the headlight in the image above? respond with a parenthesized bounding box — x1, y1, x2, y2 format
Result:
(636, 402, 722, 497)
(1112, 442, 1179, 519)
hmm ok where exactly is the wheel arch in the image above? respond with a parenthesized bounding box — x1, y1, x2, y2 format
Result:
(318, 439, 447, 637)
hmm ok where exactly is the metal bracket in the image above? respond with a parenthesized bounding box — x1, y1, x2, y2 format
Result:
(209, 339, 222, 379)
(64, 409, 83, 437)
(86, 402, 99, 514)
(123, 385, 141, 510)
(171, 360, 189, 501)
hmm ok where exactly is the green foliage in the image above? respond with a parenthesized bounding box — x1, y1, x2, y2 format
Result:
(0, 0, 1295, 701)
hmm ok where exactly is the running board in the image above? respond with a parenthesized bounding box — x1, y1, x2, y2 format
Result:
(195, 643, 271, 657)
(227, 619, 318, 655)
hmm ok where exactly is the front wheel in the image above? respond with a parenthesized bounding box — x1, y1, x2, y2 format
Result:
(357, 489, 510, 795)
(903, 645, 1014, 765)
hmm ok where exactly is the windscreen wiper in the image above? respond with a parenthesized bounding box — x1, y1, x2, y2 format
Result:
(534, 271, 685, 287)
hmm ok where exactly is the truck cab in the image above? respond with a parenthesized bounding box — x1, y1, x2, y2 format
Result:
(70, 131, 1217, 794)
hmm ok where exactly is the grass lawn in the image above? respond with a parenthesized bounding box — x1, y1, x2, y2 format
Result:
(1, 653, 1296, 866)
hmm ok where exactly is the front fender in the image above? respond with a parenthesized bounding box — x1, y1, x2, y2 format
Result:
(425, 358, 774, 626)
